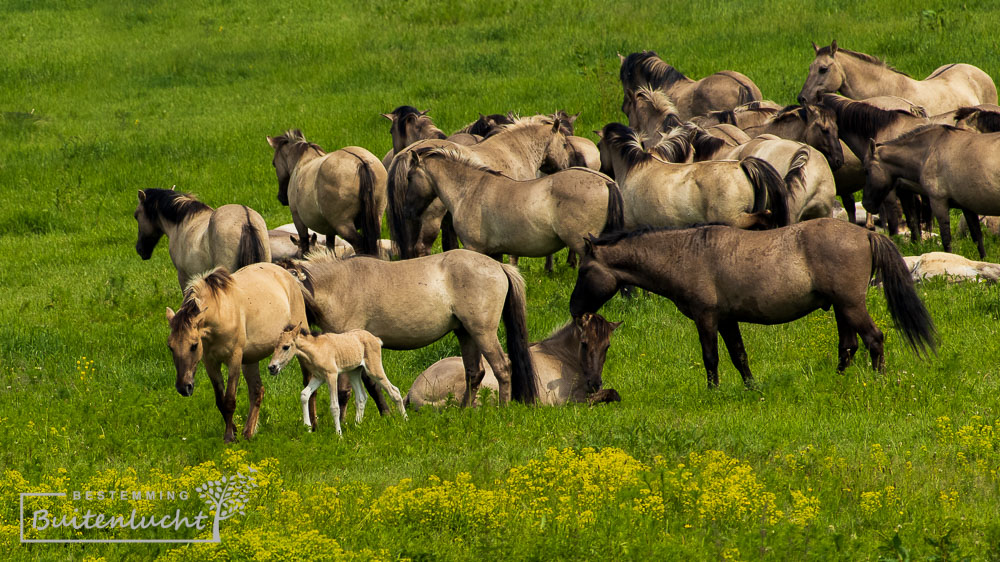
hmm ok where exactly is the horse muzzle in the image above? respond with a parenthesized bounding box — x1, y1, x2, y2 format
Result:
(176, 382, 194, 397)
(135, 244, 153, 260)
(267, 363, 281, 376)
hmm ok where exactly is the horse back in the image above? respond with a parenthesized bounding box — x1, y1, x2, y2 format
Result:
(208, 205, 270, 271)
(230, 263, 308, 362)
(926, 63, 998, 106)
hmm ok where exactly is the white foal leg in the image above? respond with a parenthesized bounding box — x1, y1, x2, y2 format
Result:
(327, 372, 343, 436)
(300, 377, 324, 429)
(349, 369, 367, 425)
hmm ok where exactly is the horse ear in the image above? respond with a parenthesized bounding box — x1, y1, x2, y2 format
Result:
(380, 113, 395, 122)
(618, 52, 626, 65)
(310, 233, 317, 244)
(593, 129, 603, 139)
(420, 108, 430, 116)
(266, 135, 278, 148)
(165, 307, 175, 322)
(137, 190, 146, 203)
(568, 112, 581, 124)
(811, 41, 819, 54)
(830, 39, 838, 54)
(609, 321, 623, 332)
(551, 117, 562, 132)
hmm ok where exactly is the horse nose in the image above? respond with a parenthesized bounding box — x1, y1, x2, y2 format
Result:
(267, 364, 279, 376)
(176, 383, 193, 397)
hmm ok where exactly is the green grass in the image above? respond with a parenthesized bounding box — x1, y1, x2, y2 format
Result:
(3, 1, 1000, 560)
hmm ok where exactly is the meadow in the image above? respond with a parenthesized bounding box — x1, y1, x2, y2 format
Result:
(2, 0, 1000, 559)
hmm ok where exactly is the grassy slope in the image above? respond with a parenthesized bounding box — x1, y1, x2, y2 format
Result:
(2, 0, 1000, 559)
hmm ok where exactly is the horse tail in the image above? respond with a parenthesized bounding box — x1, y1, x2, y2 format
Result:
(355, 158, 381, 256)
(500, 264, 538, 404)
(601, 179, 625, 235)
(236, 206, 267, 269)
(386, 151, 413, 259)
(869, 232, 937, 356)
(783, 146, 810, 200)
(740, 157, 790, 227)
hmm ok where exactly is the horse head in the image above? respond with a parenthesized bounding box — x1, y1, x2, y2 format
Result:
(165, 299, 207, 397)
(387, 146, 438, 259)
(798, 40, 845, 104)
(862, 140, 892, 213)
(134, 190, 165, 259)
(541, 114, 572, 172)
(268, 323, 304, 376)
(802, 105, 845, 170)
(574, 313, 622, 395)
(267, 130, 317, 206)
(569, 242, 620, 318)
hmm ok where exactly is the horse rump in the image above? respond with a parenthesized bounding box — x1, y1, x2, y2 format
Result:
(740, 157, 790, 227)
(356, 160, 381, 256)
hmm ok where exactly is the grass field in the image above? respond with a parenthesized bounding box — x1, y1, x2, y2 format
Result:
(3, 1, 1000, 559)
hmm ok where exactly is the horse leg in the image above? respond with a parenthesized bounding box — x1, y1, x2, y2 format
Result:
(336, 371, 350, 426)
(566, 250, 578, 268)
(334, 223, 364, 254)
(508, 255, 520, 266)
(359, 372, 390, 416)
(242, 362, 265, 440)
(897, 190, 921, 243)
(475, 335, 512, 405)
(205, 360, 228, 439)
(961, 207, 987, 259)
(695, 314, 721, 388)
(879, 191, 902, 236)
(456, 329, 486, 407)
(301, 363, 317, 430)
(300, 376, 324, 430)
(545, 254, 553, 272)
(928, 196, 952, 252)
(440, 212, 459, 252)
(841, 304, 884, 373)
(718, 321, 755, 388)
(841, 192, 858, 225)
(348, 369, 367, 426)
(291, 210, 311, 255)
(222, 355, 243, 443)
(833, 307, 859, 372)
(361, 346, 408, 418)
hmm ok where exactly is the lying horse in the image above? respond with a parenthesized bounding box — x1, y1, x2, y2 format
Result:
(165, 264, 308, 442)
(268, 324, 407, 435)
(569, 219, 937, 387)
(134, 188, 270, 289)
(407, 313, 621, 408)
(282, 248, 537, 407)
(903, 252, 1000, 284)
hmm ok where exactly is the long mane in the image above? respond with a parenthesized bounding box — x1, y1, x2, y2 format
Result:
(268, 129, 324, 153)
(140, 188, 211, 224)
(818, 45, 910, 77)
(589, 223, 725, 249)
(620, 50, 689, 91)
(820, 94, 918, 140)
(600, 123, 658, 171)
(388, 106, 447, 140)
(414, 146, 508, 177)
(171, 267, 233, 330)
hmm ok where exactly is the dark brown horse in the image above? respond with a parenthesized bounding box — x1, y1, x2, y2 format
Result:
(569, 219, 936, 387)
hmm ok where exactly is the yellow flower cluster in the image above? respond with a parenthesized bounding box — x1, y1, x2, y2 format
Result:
(787, 489, 820, 528)
(76, 356, 95, 382)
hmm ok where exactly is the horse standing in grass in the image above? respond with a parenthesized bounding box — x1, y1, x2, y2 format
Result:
(268, 325, 407, 436)
(134, 188, 269, 289)
(407, 313, 622, 408)
(798, 40, 997, 114)
(863, 124, 1000, 258)
(570, 220, 937, 387)
(619, 51, 763, 120)
(266, 130, 386, 257)
(165, 264, 308, 443)
(282, 249, 537, 407)
(379, 106, 481, 169)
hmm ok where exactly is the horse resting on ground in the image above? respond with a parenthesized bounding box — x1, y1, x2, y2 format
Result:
(268, 324, 407, 436)
(406, 313, 622, 408)
(569, 219, 937, 388)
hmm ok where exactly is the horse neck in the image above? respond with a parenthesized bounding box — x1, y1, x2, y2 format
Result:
(879, 135, 936, 180)
(190, 290, 236, 345)
(291, 335, 324, 372)
(479, 124, 548, 177)
(423, 158, 495, 209)
(750, 118, 804, 142)
(534, 323, 581, 370)
(159, 207, 212, 250)
(596, 233, 689, 288)
(836, 54, 912, 100)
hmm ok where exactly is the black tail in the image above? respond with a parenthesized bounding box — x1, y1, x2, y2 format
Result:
(386, 152, 414, 259)
(601, 180, 625, 235)
(783, 146, 810, 199)
(870, 233, 938, 357)
(501, 264, 538, 404)
(741, 156, 790, 227)
(236, 207, 267, 269)
(356, 159, 381, 256)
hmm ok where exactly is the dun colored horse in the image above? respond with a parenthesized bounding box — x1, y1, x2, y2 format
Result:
(569, 220, 937, 387)
(379, 106, 481, 169)
(268, 324, 407, 435)
(619, 51, 763, 120)
(165, 264, 308, 442)
(389, 147, 623, 260)
(134, 188, 269, 289)
(798, 41, 997, 114)
(266, 130, 386, 256)
(281, 248, 538, 407)
(407, 313, 622, 408)
(863, 124, 1000, 258)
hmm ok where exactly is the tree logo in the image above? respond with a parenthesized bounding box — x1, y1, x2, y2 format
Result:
(195, 469, 259, 542)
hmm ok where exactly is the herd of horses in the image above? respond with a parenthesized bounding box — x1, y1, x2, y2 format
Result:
(134, 42, 1000, 442)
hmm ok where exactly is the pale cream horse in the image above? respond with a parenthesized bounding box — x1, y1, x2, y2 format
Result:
(165, 264, 307, 443)
(903, 252, 1000, 284)
(799, 40, 997, 114)
(134, 188, 270, 289)
(266, 130, 387, 257)
(268, 325, 407, 435)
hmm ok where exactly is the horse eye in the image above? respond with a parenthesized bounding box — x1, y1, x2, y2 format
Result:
(282, 345, 290, 351)
(189, 343, 198, 352)
(818, 66, 829, 74)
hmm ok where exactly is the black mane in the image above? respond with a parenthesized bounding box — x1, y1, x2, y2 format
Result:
(820, 95, 915, 141)
(600, 123, 656, 171)
(620, 51, 689, 91)
(140, 189, 211, 225)
(590, 223, 728, 248)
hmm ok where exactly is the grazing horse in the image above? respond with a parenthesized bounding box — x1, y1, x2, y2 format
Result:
(903, 252, 1000, 284)
(282, 249, 537, 407)
(266, 130, 386, 257)
(798, 40, 997, 114)
(389, 147, 623, 261)
(268, 325, 407, 436)
(165, 264, 307, 442)
(863, 124, 1000, 258)
(597, 123, 790, 230)
(379, 106, 481, 169)
(407, 313, 622, 408)
(134, 188, 269, 289)
(619, 50, 763, 120)
(388, 114, 571, 258)
(569, 220, 937, 387)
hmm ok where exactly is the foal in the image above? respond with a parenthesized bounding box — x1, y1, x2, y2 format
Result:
(268, 324, 407, 435)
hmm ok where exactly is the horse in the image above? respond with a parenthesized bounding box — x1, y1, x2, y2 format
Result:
(407, 313, 622, 408)
(379, 106, 481, 169)
(863, 124, 1000, 258)
(932, 104, 1000, 133)
(268, 324, 407, 435)
(390, 147, 623, 260)
(597, 123, 789, 230)
(903, 252, 1000, 284)
(266, 130, 386, 257)
(165, 264, 308, 443)
(281, 248, 537, 407)
(134, 188, 269, 289)
(691, 100, 785, 128)
(798, 40, 997, 114)
(268, 224, 397, 262)
(740, 104, 845, 172)
(569, 220, 937, 387)
(387, 114, 572, 259)
(619, 50, 763, 120)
